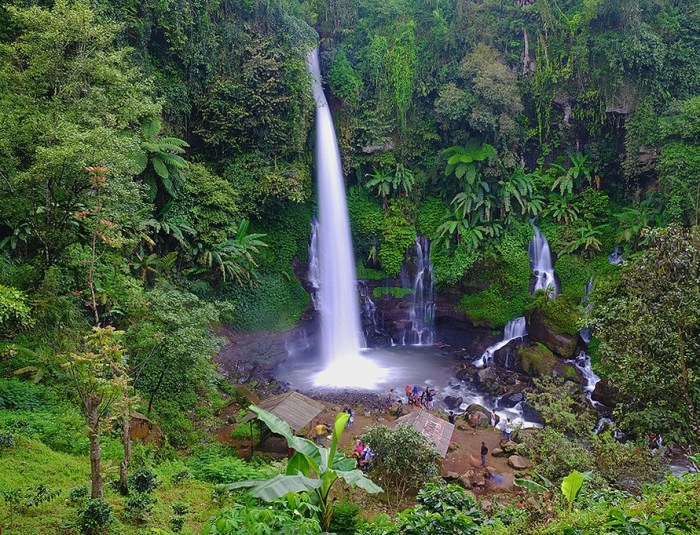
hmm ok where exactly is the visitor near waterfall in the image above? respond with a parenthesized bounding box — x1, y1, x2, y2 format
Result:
(481, 442, 489, 467)
(314, 422, 328, 445)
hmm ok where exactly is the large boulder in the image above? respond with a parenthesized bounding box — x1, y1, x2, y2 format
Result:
(592, 378, 617, 408)
(444, 395, 464, 410)
(466, 404, 491, 428)
(525, 301, 580, 359)
(507, 455, 532, 470)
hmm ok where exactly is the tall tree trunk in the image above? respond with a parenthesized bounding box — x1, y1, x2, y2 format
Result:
(88, 402, 103, 499)
(118, 398, 131, 496)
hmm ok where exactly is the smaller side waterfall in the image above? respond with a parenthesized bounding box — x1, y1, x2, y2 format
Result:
(358, 280, 378, 347)
(608, 246, 623, 265)
(475, 316, 527, 367)
(529, 222, 558, 297)
(579, 277, 593, 345)
(571, 351, 601, 407)
(401, 236, 435, 346)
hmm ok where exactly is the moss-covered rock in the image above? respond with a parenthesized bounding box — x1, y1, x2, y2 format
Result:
(524, 294, 581, 358)
(517, 342, 558, 377)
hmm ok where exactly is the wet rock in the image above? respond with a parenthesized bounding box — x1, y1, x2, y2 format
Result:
(499, 393, 524, 408)
(508, 455, 532, 470)
(491, 447, 504, 457)
(592, 378, 617, 407)
(477, 367, 498, 383)
(444, 395, 464, 410)
(521, 402, 544, 425)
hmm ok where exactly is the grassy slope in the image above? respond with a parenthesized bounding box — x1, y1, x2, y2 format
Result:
(0, 436, 219, 534)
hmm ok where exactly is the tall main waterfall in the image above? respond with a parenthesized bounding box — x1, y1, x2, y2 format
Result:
(529, 221, 558, 297)
(308, 49, 387, 388)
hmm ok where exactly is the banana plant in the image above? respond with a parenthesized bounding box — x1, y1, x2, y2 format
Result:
(225, 407, 382, 531)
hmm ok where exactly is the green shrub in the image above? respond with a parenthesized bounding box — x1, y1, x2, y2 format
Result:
(431, 243, 479, 288)
(170, 501, 190, 532)
(0, 379, 54, 411)
(189, 446, 281, 484)
(361, 424, 440, 507)
(328, 500, 360, 535)
(124, 492, 156, 523)
(78, 498, 113, 535)
(128, 467, 160, 494)
(0, 430, 15, 449)
(67, 485, 90, 506)
(520, 428, 593, 482)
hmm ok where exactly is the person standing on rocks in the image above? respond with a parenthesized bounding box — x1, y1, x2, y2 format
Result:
(387, 388, 394, 408)
(448, 411, 456, 424)
(490, 409, 499, 427)
(480, 442, 488, 467)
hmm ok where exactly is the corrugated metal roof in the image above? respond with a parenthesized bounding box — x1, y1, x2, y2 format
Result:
(240, 391, 325, 433)
(396, 409, 455, 458)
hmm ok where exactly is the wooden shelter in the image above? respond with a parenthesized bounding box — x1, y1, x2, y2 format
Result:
(240, 390, 325, 434)
(395, 409, 454, 458)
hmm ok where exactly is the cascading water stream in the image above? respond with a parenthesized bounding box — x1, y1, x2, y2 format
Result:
(579, 277, 593, 345)
(529, 221, 558, 297)
(307, 48, 387, 388)
(474, 316, 527, 367)
(406, 236, 436, 346)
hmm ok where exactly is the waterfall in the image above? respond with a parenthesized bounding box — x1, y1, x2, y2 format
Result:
(475, 316, 527, 367)
(307, 48, 386, 388)
(406, 236, 435, 345)
(308, 218, 320, 310)
(528, 222, 558, 297)
(608, 246, 623, 265)
(571, 351, 601, 407)
(579, 277, 593, 345)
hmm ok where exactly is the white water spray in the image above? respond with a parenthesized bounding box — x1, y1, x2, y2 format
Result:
(308, 49, 387, 388)
(475, 316, 527, 367)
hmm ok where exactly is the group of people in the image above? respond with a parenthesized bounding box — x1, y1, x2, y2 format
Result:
(353, 438, 375, 472)
(396, 384, 436, 410)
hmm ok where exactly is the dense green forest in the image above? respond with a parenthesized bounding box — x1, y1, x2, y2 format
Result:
(0, 0, 699, 533)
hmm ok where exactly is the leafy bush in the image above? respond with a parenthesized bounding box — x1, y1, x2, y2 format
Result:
(128, 467, 160, 494)
(391, 483, 485, 535)
(0, 379, 53, 410)
(67, 485, 90, 506)
(189, 446, 281, 484)
(328, 501, 360, 535)
(520, 428, 593, 482)
(0, 429, 15, 449)
(203, 501, 322, 534)
(78, 498, 113, 535)
(361, 424, 440, 507)
(170, 501, 190, 532)
(124, 492, 156, 523)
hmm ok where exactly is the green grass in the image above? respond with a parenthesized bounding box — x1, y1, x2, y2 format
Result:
(0, 435, 220, 534)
